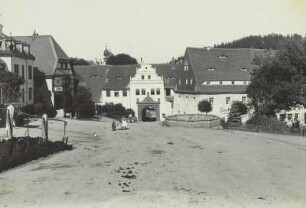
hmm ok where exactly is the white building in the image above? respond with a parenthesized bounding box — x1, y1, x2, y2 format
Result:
(14, 34, 74, 111)
(173, 47, 266, 119)
(0, 24, 35, 106)
(75, 63, 179, 121)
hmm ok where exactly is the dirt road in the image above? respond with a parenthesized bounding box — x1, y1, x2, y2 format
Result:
(0, 118, 306, 208)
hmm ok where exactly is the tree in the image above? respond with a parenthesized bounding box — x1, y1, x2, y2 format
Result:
(73, 86, 95, 118)
(0, 70, 24, 104)
(106, 53, 138, 65)
(247, 37, 306, 116)
(228, 101, 248, 124)
(198, 100, 212, 114)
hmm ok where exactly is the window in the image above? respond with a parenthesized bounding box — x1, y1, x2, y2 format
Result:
(231, 81, 235, 85)
(280, 114, 286, 122)
(106, 90, 111, 97)
(190, 78, 193, 85)
(28, 66, 33, 79)
(21, 65, 25, 79)
(141, 75, 145, 80)
(156, 88, 160, 95)
(184, 60, 189, 71)
(29, 87, 32, 100)
(22, 88, 25, 102)
(219, 81, 223, 85)
(136, 89, 140, 95)
(179, 79, 181, 85)
(142, 89, 146, 95)
(242, 96, 246, 103)
(148, 75, 151, 80)
(287, 114, 292, 120)
(114, 91, 119, 97)
(209, 98, 214, 106)
(151, 89, 155, 95)
(123, 90, 127, 97)
(226, 97, 231, 105)
(14, 64, 19, 75)
(295, 113, 299, 120)
(166, 89, 171, 96)
(186, 79, 188, 85)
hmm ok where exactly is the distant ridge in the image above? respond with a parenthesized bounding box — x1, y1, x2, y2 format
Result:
(214, 34, 304, 50)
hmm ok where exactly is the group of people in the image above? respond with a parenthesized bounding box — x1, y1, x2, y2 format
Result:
(112, 117, 128, 131)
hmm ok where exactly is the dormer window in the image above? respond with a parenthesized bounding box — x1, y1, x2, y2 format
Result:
(91, 75, 100, 79)
(219, 55, 227, 59)
(184, 60, 189, 71)
(207, 67, 215, 71)
(241, 68, 249, 72)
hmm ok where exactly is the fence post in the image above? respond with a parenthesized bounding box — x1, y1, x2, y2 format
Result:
(6, 109, 13, 139)
(42, 114, 48, 141)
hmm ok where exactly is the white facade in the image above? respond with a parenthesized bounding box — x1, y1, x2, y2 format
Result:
(100, 64, 173, 120)
(174, 92, 248, 119)
(0, 56, 34, 106)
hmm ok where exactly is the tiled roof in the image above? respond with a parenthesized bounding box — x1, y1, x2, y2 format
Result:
(198, 85, 248, 94)
(185, 47, 266, 94)
(14, 35, 70, 76)
(0, 58, 7, 70)
(75, 64, 180, 102)
(74, 65, 107, 103)
(187, 47, 266, 82)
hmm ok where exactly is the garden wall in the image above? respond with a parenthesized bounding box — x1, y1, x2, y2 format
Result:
(0, 137, 72, 172)
(165, 114, 221, 128)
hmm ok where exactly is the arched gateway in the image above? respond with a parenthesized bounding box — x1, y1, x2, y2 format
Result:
(137, 95, 160, 121)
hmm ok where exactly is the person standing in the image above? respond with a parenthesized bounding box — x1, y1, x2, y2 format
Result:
(122, 117, 127, 130)
(112, 119, 117, 131)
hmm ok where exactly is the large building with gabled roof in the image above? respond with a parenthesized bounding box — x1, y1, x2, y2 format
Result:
(174, 47, 266, 118)
(14, 34, 75, 110)
(75, 63, 179, 120)
(0, 24, 35, 106)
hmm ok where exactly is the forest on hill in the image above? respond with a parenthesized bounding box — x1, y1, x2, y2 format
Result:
(214, 34, 304, 49)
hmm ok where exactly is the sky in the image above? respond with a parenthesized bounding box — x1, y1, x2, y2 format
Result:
(0, 0, 306, 63)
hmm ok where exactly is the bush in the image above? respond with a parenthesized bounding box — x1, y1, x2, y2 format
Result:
(228, 101, 248, 126)
(96, 103, 135, 119)
(77, 101, 95, 118)
(246, 115, 289, 134)
(198, 100, 212, 114)
(21, 103, 57, 118)
(21, 104, 35, 115)
(125, 108, 135, 117)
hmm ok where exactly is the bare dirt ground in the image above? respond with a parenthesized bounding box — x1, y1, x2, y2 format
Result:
(0, 117, 306, 208)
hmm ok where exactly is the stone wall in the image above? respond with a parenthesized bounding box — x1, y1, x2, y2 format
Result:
(0, 137, 72, 172)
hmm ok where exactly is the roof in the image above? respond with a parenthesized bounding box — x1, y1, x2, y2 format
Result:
(14, 35, 70, 76)
(137, 95, 160, 104)
(74, 64, 180, 102)
(185, 47, 266, 94)
(74, 65, 107, 103)
(0, 58, 7, 70)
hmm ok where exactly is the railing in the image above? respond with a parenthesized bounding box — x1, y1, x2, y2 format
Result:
(0, 107, 68, 143)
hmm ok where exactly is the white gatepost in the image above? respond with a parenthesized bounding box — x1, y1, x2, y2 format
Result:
(6, 109, 13, 139)
(42, 114, 48, 140)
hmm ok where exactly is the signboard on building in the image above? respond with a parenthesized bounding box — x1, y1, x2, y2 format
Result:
(53, 77, 63, 92)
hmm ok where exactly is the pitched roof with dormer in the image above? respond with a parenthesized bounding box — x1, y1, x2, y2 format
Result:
(74, 64, 180, 102)
(14, 35, 70, 76)
(180, 47, 267, 94)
